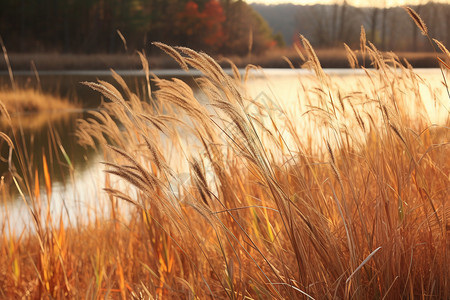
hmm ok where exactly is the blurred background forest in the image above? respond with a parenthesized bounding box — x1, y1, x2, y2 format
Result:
(0, 0, 277, 55)
(255, 1, 450, 52)
(0, 0, 449, 56)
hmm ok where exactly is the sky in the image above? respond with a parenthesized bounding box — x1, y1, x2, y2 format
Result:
(246, 0, 449, 7)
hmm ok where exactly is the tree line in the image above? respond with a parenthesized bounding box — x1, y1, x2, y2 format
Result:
(0, 0, 277, 55)
(253, 1, 450, 52)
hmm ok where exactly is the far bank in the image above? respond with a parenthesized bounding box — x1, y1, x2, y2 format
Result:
(1, 49, 447, 71)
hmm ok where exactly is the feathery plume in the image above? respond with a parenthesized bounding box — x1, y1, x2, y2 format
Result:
(404, 7, 428, 36)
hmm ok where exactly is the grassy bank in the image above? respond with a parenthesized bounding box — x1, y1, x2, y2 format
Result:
(1, 17, 450, 299)
(1, 49, 447, 71)
(0, 89, 76, 114)
(0, 88, 79, 129)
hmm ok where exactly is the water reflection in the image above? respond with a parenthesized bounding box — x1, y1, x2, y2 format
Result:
(0, 110, 96, 201)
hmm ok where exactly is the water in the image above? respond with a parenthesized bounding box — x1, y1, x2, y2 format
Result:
(0, 68, 448, 232)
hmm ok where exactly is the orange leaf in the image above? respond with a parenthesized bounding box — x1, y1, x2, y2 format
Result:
(34, 168, 40, 200)
(42, 154, 52, 198)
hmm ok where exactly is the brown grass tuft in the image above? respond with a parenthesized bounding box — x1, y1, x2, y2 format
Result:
(0, 89, 77, 116)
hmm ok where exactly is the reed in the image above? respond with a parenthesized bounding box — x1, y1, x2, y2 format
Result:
(1, 15, 449, 299)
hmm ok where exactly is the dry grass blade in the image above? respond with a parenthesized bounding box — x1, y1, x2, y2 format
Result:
(177, 46, 228, 85)
(0, 101, 11, 124)
(104, 187, 139, 207)
(433, 39, 450, 58)
(271, 283, 315, 299)
(360, 26, 366, 53)
(436, 57, 450, 70)
(403, 6, 428, 36)
(344, 43, 358, 69)
(243, 64, 260, 84)
(390, 124, 406, 145)
(116, 30, 128, 52)
(221, 57, 241, 81)
(293, 43, 306, 62)
(0, 131, 14, 171)
(153, 42, 189, 71)
(0, 35, 16, 90)
(137, 51, 152, 99)
(0, 131, 13, 148)
(300, 35, 321, 71)
(110, 69, 132, 99)
(82, 81, 123, 104)
(282, 56, 296, 70)
(346, 247, 382, 285)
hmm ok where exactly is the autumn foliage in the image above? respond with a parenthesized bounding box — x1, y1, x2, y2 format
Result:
(0, 0, 278, 55)
(176, 0, 226, 51)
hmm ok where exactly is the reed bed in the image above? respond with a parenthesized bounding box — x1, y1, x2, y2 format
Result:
(1, 14, 449, 299)
(0, 89, 76, 114)
(0, 88, 79, 130)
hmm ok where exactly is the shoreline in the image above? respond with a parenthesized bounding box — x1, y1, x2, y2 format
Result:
(0, 68, 443, 78)
(1, 50, 447, 71)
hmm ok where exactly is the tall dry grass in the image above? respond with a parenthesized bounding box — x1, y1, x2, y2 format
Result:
(1, 9, 449, 299)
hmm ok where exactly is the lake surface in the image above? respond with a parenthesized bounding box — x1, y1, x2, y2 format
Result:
(0, 68, 448, 232)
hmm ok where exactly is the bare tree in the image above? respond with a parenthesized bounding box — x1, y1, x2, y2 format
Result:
(380, 1, 387, 50)
(337, 0, 348, 42)
(369, 6, 379, 43)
